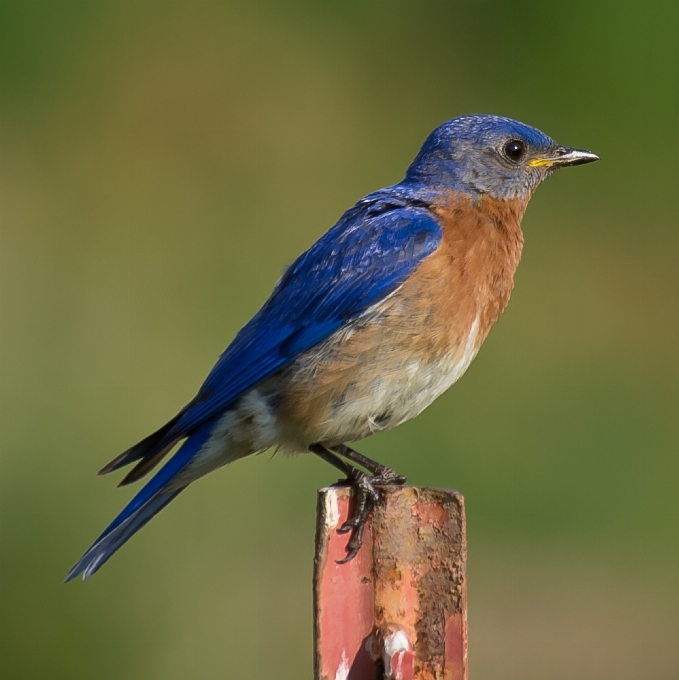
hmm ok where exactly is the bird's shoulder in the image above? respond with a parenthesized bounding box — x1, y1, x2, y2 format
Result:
(260, 187, 445, 325)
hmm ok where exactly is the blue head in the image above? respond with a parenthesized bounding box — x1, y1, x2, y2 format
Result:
(404, 115, 598, 200)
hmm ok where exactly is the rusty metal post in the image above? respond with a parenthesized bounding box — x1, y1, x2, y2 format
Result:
(314, 486, 468, 680)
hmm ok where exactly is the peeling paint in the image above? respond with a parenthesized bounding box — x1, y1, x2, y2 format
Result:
(383, 629, 410, 679)
(335, 649, 350, 680)
(324, 488, 340, 530)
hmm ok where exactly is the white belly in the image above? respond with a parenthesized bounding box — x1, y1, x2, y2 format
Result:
(306, 314, 481, 444)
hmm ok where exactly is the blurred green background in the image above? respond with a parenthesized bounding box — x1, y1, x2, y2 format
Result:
(1, 1, 678, 678)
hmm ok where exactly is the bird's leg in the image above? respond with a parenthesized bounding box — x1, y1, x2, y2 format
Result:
(331, 443, 407, 485)
(310, 443, 405, 563)
(309, 443, 361, 482)
(309, 444, 380, 562)
(330, 444, 406, 562)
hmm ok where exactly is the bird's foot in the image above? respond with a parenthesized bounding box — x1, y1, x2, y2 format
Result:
(337, 469, 406, 564)
(308, 443, 406, 563)
(372, 466, 407, 485)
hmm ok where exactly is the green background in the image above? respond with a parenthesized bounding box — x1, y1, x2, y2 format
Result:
(1, 2, 678, 678)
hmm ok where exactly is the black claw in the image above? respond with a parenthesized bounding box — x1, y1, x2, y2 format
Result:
(337, 520, 366, 564)
(335, 471, 407, 564)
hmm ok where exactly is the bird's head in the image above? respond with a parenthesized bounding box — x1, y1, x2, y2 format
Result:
(404, 115, 598, 201)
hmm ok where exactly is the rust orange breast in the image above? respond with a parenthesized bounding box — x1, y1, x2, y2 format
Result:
(419, 191, 526, 350)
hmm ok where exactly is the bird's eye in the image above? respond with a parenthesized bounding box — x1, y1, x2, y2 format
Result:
(503, 140, 526, 162)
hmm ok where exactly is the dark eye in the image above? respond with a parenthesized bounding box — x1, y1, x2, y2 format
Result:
(503, 139, 526, 162)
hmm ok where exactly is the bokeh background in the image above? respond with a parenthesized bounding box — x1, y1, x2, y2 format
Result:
(1, 1, 678, 678)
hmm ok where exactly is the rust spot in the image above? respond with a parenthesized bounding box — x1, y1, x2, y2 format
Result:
(373, 488, 467, 679)
(412, 500, 448, 529)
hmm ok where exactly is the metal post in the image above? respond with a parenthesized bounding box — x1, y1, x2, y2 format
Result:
(314, 485, 468, 680)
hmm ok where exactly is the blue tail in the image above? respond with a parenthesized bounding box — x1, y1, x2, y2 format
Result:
(65, 420, 215, 581)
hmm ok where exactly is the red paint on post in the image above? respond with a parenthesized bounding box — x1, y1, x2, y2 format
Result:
(314, 486, 468, 680)
(444, 611, 467, 680)
(314, 488, 377, 680)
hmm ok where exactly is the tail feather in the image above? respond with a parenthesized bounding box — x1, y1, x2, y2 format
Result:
(98, 413, 183, 478)
(118, 441, 177, 487)
(66, 419, 215, 582)
(64, 489, 183, 581)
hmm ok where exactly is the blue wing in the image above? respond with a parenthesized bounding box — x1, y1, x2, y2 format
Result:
(68, 190, 443, 580)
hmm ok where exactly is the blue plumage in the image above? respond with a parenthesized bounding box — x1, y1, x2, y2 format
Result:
(68, 192, 442, 580)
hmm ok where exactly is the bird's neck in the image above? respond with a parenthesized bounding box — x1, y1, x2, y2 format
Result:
(429, 188, 527, 247)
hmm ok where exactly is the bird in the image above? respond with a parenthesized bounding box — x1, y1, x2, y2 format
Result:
(66, 115, 598, 580)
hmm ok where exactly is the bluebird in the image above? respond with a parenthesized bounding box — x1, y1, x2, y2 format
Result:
(66, 115, 598, 580)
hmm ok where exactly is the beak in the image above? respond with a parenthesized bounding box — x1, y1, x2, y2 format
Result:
(529, 147, 600, 169)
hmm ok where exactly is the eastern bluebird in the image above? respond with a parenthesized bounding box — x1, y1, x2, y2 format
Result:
(66, 115, 598, 580)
